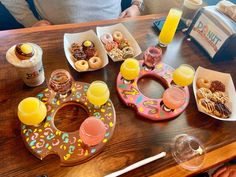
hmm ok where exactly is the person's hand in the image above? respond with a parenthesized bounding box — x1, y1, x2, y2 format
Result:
(32, 20, 51, 27)
(213, 165, 236, 177)
(119, 5, 141, 18)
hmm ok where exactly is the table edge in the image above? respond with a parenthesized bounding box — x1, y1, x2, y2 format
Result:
(151, 141, 236, 177)
(0, 14, 165, 35)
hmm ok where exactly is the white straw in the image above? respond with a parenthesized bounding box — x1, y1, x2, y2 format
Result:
(104, 152, 166, 177)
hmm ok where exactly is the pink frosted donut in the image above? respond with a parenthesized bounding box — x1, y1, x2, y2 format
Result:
(100, 33, 113, 44)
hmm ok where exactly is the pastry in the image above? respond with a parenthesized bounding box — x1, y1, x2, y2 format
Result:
(84, 48, 97, 59)
(122, 46, 134, 59)
(88, 57, 102, 69)
(198, 98, 215, 113)
(118, 39, 129, 50)
(100, 33, 113, 44)
(82, 40, 94, 50)
(213, 102, 231, 118)
(70, 43, 82, 53)
(196, 78, 211, 89)
(210, 80, 225, 92)
(197, 88, 213, 99)
(104, 41, 118, 52)
(15, 43, 34, 60)
(75, 60, 89, 71)
(73, 50, 87, 61)
(112, 31, 123, 42)
(211, 91, 229, 104)
(108, 48, 123, 61)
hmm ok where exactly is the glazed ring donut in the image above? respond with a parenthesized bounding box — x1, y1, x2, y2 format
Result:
(75, 60, 89, 71)
(122, 46, 134, 59)
(113, 31, 123, 42)
(88, 57, 102, 69)
(197, 78, 211, 89)
(197, 88, 212, 99)
(101, 33, 113, 44)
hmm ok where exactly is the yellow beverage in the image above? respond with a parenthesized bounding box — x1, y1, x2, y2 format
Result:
(159, 8, 183, 47)
(87, 81, 110, 107)
(120, 58, 140, 81)
(172, 64, 195, 86)
(18, 97, 47, 126)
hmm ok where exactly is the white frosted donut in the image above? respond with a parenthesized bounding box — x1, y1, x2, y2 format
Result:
(113, 31, 123, 42)
(88, 57, 103, 69)
(101, 33, 113, 44)
(75, 60, 89, 71)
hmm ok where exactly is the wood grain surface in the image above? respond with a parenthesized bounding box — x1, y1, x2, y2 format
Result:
(0, 14, 236, 177)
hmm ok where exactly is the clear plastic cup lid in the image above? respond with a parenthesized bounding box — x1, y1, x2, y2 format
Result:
(171, 134, 205, 171)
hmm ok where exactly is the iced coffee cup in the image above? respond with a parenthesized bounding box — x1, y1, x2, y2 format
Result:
(182, 0, 203, 22)
(6, 43, 45, 87)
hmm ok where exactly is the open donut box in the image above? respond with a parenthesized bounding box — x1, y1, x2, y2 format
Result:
(193, 66, 236, 121)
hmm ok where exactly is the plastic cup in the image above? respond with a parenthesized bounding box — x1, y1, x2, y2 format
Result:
(6, 43, 45, 87)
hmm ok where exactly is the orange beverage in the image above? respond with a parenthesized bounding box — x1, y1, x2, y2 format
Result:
(79, 117, 106, 146)
(18, 97, 47, 126)
(172, 64, 195, 86)
(120, 58, 140, 81)
(163, 87, 186, 109)
(159, 8, 183, 47)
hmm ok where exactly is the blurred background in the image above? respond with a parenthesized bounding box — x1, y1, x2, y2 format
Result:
(0, 0, 235, 30)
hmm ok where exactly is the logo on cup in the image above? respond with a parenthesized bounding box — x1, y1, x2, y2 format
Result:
(193, 21, 222, 52)
(26, 66, 44, 80)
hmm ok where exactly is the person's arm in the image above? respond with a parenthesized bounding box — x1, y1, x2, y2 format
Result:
(0, 0, 39, 27)
(120, 0, 144, 18)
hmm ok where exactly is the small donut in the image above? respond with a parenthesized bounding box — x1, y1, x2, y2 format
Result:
(210, 80, 225, 93)
(122, 47, 134, 59)
(198, 98, 215, 113)
(100, 33, 113, 44)
(75, 60, 89, 71)
(73, 50, 87, 61)
(84, 48, 97, 59)
(82, 40, 94, 50)
(15, 43, 34, 60)
(118, 39, 129, 50)
(112, 31, 123, 42)
(211, 91, 229, 104)
(109, 48, 123, 61)
(197, 88, 213, 99)
(196, 78, 211, 89)
(213, 102, 231, 118)
(104, 41, 118, 52)
(88, 57, 102, 69)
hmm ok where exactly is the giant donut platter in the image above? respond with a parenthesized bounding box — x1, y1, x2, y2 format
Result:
(116, 60, 190, 121)
(21, 82, 116, 166)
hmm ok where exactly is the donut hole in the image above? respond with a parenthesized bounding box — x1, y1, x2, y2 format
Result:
(137, 74, 168, 99)
(54, 102, 89, 132)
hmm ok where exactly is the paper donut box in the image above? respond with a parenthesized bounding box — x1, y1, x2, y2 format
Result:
(193, 66, 236, 121)
(64, 30, 109, 72)
(96, 23, 142, 62)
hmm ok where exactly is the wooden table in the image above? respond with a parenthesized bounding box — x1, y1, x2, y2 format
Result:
(0, 14, 236, 177)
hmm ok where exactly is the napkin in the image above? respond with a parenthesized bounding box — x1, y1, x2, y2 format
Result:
(216, 0, 236, 22)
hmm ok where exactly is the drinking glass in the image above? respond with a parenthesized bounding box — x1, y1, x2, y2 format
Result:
(171, 134, 205, 171)
(159, 8, 183, 47)
(172, 64, 195, 87)
(79, 117, 106, 146)
(48, 69, 73, 99)
(143, 46, 162, 70)
(18, 97, 47, 126)
(120, 58, 140, 84)
(87, 81, 110, 109)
